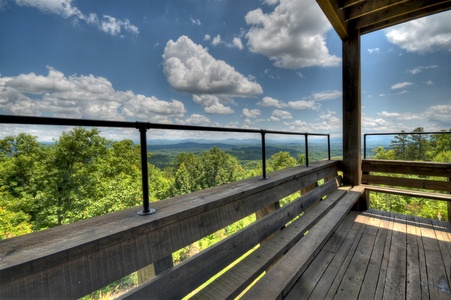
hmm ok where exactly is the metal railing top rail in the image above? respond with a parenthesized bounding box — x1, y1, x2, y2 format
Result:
(363, 130, 451, 159)
(1, 115, 331, 215)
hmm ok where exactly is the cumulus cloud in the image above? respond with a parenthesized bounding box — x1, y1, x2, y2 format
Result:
(212, 34, 222, 46)
(386, 11, 451, 53)
(257, 96, 285, 108)
(162, 35, 263, 96)
(425, 105, 451, 125)
(193, 95, 234, 114)
(242, 108, 261, 118)
(0, 67, 186, 121)
(244, 0, 340, 68)
(286, 100, 319, 110)
(15, 0, 138, 36)
(183, 114, 211, 126)
(257, 92, 334, 111)
(368, 48, 380, 54)
(288, 111, 341, 132)
(270, 109, 292, 121)
(391, 82, 413, 90)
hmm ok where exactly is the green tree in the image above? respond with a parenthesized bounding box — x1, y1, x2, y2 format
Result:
(391, 130, 408, 160)
(372, 146, 395, 160)
(267, 151, 297, 172)
(34, 128, 109, 228)
(406, 127, 429, 161)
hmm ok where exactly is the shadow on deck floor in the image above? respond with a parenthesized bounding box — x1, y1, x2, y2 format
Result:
(286, 209, 451, 299)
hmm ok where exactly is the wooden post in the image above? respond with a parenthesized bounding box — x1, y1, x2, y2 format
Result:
(448, 177, 451, 223)
(343, 30, 366, 210)
(342, 30, 362, 187)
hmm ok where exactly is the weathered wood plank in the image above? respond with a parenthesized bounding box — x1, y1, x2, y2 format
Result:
(383, 213, 407, 299)
(303, 212, 364, 299)
(364, 185, 451, 201)
(0, 161, 339, 299)
(241, 187, 362, 299)
(362, 159, 451, 177)
(190, 188, 348, 300)
(405, 214, 422, 300)
(431, 219, 451, 293)
(284, 211, 357, 300)
(120, 177, 343, 300)
(362, 174, 451, 192)
(418, 216, 451, 299)
(358, 210, 387, 300)
(334, 210, 380, 299)
(323, 211, 370, 299)
(373, 211, 395, 300)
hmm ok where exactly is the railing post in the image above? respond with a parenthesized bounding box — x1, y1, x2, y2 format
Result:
(363, 134, 367, 159)
(327, 134, 331, 160)
(305, 134, 309, 167)
(137, 123, 156, 216)
(261, 130, 267, 179)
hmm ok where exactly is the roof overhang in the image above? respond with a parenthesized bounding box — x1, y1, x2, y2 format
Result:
(316, 0, 451, 40)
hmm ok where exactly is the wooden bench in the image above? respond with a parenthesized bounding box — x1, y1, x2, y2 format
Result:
(119, 165, 363, 299)
(1, 160, 363, 299)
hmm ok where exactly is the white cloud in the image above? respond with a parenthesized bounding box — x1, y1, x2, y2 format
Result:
(192, 95, 234, 114)
(15, 0, 139, 36)
(232, 37, 244, 50)
(425, 105, 451, 125)
(391, 82, 413, 90)
(183, 114, 211, 126)
(407, 65, 438, 75)
(257, 96, 285, 108)
(162, 35, 263, 96)
(378, 111, 421, 121)
(368, 48, 380, 54)
(288, 111, 341, 133)
(386, 11, 451, 53)
(0, 67, 186, 121)
(270, 109, 292, 121)
(311, 90, 342, 101)
(204, 34, 211, 41)
(212, 34, 222, 46)
(242, 108, 261, 118)
(190, 17, 201, 26)
(287, 100, 319, 110)
(244, 0, 340, 68)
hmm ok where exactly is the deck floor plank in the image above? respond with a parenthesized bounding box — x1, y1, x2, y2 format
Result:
(358, 210, 387, 300)
(285, 209, 451, 300)
(323, 213, 370, 299)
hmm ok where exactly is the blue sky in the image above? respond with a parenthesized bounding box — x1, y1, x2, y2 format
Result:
(0, 0, 450, 141)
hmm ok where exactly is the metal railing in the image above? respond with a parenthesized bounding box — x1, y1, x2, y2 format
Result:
(1, 115, 331, 215)
(363, 131, 451, 159)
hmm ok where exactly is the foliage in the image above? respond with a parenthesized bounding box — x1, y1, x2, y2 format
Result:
(370, 128, 450, 221)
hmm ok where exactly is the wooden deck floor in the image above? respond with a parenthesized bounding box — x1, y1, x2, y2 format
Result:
(285, 209, 451, 300)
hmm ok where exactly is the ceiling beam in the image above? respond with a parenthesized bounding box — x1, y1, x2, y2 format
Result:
(316, 0, 349, 40)
(352, 0, 451, 33)
(345, 0, 409, 21)
(358, 2, 451, 35)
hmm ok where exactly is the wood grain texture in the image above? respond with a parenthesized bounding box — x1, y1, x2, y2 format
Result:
(241, 187, 362, 299)
(0, 161, 338, 299)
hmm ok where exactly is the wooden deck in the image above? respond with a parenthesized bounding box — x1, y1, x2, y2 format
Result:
(285, 209, 451, 300)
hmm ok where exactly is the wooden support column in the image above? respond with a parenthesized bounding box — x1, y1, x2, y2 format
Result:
(448, 177, 451, 223)
(342, 30, 362, 187)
